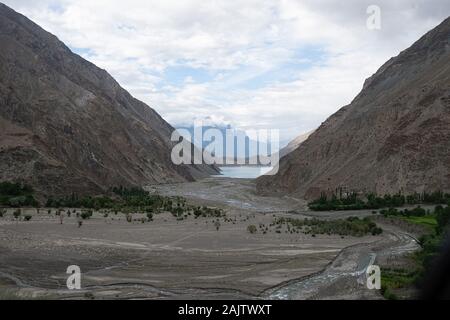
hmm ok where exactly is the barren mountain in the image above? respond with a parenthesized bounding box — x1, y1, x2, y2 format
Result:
(257, 17, 450, 199)
(279, 130, 315, 158)
(0, 3, 217, 197)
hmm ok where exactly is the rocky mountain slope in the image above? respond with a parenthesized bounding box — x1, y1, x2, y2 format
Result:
(257, 17, 450, 199)
(0, 3, 217, 197)
(279, 130, 315, 158)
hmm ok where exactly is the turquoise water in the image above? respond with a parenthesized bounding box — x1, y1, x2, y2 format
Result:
(215, 166, 273, 179)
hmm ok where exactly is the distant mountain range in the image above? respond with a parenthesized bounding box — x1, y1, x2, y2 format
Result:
(0, 3, 217, 197)
(257, 17, 450, 199)
(177, 125, 283, 165)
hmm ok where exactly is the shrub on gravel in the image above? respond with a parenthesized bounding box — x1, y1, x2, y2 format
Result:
(80, 210, 93, 220)
(247, 225, 257, 234)
(13, 208, 21, 220)
(126, 213, 132, 223)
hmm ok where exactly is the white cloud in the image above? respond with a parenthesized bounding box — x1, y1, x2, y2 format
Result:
(4, 0, 450, 141)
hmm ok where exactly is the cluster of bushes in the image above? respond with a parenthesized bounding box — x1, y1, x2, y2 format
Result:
(192, 206, 225, 219)
(381, 206, 450, 232)
(45, 187, 226, 222)
(0, 182, 39, 207)
(46, 188, 176, 213)
(308, 191, 450, 211)
(380, 205, 450, 299)
(380, 206, 428, 217)
(271, 216, 382, 237)
(46, 195, 116, 210)
(111, 186, 149, 198)
(7, 208, 31, 221)
(406, 191, 450, 205)
(435, 205, 450, 234)
(380, 268, 418, 300)
(80, 210, 93, 220)
(168, 205, 225, 221)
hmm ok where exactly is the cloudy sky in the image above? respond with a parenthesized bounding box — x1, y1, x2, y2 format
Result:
(4, 0, 450, 141)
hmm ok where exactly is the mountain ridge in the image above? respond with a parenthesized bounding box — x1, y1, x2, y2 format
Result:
(257, 17, 450, 199)
(0, 3, 217, 197)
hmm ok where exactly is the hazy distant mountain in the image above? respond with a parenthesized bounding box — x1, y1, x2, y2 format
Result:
(257, 17, 450, 199)
(177, 125, 277, 164)
(0, 3, 217, 197)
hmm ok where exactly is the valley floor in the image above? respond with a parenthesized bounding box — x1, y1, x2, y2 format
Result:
(0, 178, 421, 299)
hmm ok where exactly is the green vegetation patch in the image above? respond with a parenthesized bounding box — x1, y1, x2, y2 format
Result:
(0, 182, 39, 207)
(381, 267, 419, 289)
(271, 216, 382, 237)
(380, 206, 443, 230)
(0, 182, 227, 223)
(402, 216, 437, 228)
(45, 186, 225, 221)
(309, 191, 450, 211)
(380, 205, 450, 299)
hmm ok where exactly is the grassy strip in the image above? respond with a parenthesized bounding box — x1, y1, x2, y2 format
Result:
(380, 206, 450, 299)
(401, 216, 437, 229)
(381, 267, 421, 300)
